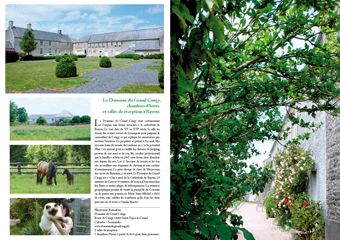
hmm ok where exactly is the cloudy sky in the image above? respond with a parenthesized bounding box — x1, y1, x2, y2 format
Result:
(12, 98, 91, 115)
(6, 4, 164, 39)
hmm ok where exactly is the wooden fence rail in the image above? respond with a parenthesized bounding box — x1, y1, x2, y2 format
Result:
(10, 162, 90, 175)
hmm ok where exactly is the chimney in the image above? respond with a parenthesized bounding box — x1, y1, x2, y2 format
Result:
(27, 23, 32, 30)
(58, 29, 62, 34)
(9, 20, 13, 28)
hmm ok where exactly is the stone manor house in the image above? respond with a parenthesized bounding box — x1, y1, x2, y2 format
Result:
(5, 21, 164, 56)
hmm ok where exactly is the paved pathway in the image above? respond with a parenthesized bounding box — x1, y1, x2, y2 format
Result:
(233, 202, 292, 240)
(66, 59, 158, 93)
(29, 60, 159, 93)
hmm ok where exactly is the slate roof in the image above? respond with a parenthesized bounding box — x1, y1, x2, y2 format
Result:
(30, 110, 73, 120)
(11, 26, 72, 42)
(134, 40, 160, 51)
(77, 27, 163, 43)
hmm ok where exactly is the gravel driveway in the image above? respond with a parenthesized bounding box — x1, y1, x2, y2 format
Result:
(28, 59, 159, 93)
(66, 59, 159, 93)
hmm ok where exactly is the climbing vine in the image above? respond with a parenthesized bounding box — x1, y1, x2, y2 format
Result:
(171, 0, 339, 239)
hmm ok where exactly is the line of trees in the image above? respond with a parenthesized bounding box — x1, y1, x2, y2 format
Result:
(10, 145, 90, 164)
(10, 101, 28, 125)
(10, 101, 91, 125)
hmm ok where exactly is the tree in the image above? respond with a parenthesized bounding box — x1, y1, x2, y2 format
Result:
(17, 107, 29, 123)
(71, 115, 81, 124)
(10, 145, 28, 163)
(171, 1, 339, 239)
(36, 116, 47, 125)
(80, 115, 91, 124)
(10, 101, 17, 125)
(19, 29, 37, 56)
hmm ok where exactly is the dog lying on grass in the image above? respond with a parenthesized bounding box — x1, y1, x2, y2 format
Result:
(39, 202, 73, 235)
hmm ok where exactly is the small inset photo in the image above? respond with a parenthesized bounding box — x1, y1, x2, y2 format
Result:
(10, 97, 91, 141)
(10, 145, 90, 194)
(6, 4, 164, 93)
(10, 198, 91, 235)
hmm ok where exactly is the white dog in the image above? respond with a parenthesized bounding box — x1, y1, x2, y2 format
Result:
(39, 202, 73, 235)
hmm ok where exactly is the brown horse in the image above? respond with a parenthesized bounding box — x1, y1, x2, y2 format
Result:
(36, 161, 57, 185)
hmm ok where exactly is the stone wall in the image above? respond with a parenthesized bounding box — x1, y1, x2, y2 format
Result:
(13, 38, 73, 55)
(326, 114, 340, 240)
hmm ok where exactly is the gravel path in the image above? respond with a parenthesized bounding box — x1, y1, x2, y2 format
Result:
(66, 59, 158, 93)
(233, 202, 292, 240)
(27, 59, 159, 93)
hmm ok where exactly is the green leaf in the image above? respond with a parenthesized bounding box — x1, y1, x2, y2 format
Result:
(210, 15, 225, 44)
(216, 223, 232, 240)
(176, 230, 196, 240)
(207, 214, 221, 224)
(198, 221, 209, 237)
(171, 231, 180, 240)
(238, 227, 255, 240)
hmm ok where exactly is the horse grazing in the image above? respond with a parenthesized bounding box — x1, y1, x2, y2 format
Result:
(62, 168, 74, 185)
(36, 161, 57, 185)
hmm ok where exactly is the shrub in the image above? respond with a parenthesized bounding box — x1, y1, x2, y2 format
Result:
(10, 199, 39, 223)
(99, 56, 112, 68)
(6, 50, 19, 63)
(264, 191, 276, 218)
(77, 54, 86, 58)
(71, 115, 81, 124)
(267, 144, 315, 227)
(56, 54, 77, 62)
(55, 57, 77, 78)
(144, 53, 164, 59)
(133, 55, 141, 60)
(22, 55, 56, 61)
(115, 53, 142, 59)
(158, 63, 164, 89)
(36, 116, 47, 125)
(289, 194, 324, 240)
(80, 115, 91, 124)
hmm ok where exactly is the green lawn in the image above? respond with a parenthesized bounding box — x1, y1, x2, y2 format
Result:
(117, 83, 164, 93)
(10, 124, 91, 141)
(6, 57, 142, 92)
(10, 173, 90, 194)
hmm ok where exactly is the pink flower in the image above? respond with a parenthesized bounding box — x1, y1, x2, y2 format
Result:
(303, 201, 309, 207)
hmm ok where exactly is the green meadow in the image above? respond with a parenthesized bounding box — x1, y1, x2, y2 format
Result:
(10, 124, 91, 141)
(10, 173, 90, 194)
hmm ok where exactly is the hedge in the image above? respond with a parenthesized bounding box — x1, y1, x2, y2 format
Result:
(55, 57, 77, 78)
(115, 53, 143, 59)
(6, 50, 19, 63)
(21, 55, 56, 61)
(144, 53, 164, 59)
(99, 56, 112, 68)
(56, 54, 78, 62)
(133, 55, 142, 60)
(158, 62, 164, 89)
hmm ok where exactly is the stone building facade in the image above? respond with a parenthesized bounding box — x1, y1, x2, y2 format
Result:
(325, 114, 340, 240)
(73, 27, 164, 56)
(6, 21, 164, 57)
(6, 21, 73, 55)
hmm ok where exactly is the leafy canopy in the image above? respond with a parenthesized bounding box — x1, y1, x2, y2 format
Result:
(171, 0, 339, 239)
(19, 29, 37, 55)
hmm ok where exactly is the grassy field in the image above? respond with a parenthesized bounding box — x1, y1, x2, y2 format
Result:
(10, 124, 91, 141)
(10, 173, 90, 194)
(6, 57, 142, 92)
(117, 83, 164, 93)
